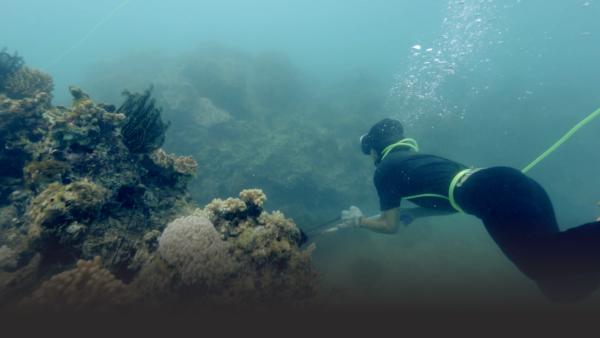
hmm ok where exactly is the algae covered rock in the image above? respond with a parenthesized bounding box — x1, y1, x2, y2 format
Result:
(27, 180, 108, 246)
(3, 66, 53, 100)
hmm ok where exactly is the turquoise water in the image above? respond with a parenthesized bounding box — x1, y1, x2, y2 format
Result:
(3, 0, 600, 306)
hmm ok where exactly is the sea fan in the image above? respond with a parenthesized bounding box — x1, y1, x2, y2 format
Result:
(0, 48, 25, 91)
(117, 87, 170, 154)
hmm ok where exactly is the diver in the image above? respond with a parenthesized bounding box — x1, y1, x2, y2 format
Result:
(341, 118, 600, 302)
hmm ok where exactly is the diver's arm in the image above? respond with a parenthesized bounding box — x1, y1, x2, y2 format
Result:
(359, 208, 400, 234)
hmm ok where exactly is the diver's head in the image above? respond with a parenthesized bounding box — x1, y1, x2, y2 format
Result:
(360, 118, 404, 163)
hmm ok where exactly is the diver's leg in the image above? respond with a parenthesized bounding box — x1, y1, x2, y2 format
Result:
(531, 220, 600, 302)
(455, 167, 600, 301)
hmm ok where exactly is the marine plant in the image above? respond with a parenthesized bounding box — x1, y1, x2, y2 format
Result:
(0, 48, 24, 91)
(117, 88, 170, 154)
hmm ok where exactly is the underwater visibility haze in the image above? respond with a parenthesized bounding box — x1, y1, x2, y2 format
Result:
(1, 0, 600, 311)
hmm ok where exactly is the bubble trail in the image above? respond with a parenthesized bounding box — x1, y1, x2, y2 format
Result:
(388, 0, 499, 126)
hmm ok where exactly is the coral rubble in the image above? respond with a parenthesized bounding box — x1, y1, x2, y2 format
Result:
(20, 256, 134, 311)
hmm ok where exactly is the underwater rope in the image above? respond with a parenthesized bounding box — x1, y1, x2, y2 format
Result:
(522, 107, 600, 173)
(44, 0, 131, 69)
(388, 107, 600, 213)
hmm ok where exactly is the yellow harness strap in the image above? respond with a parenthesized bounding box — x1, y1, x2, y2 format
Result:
(448, 168, 472, 213)
(380, 138, 419, 161)
(402, 168, 472, 213)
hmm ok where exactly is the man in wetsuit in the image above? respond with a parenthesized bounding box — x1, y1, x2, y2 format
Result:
(343, 118, 600, 302)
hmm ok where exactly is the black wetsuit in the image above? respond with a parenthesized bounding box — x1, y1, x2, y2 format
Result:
(374, 149, 600, 302)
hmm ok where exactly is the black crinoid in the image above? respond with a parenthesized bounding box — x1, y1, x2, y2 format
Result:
(0, 47, 25, 91)
(118, 87, 170, 154)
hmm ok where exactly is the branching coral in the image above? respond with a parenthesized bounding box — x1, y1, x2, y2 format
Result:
(4, 66, 53, 99)
(19, 256, 133, 311)
(239, 188, 267, 207)
(149, 148, 198, 176)
(118, 88, 170, 154)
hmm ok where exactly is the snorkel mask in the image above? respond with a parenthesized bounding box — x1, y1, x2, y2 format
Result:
(360, 133, 372, 155)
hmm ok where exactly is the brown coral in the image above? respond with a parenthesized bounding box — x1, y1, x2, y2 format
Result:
(26, 179, 109, 246)
(192, 190, 318, 304)
(157, 215, 238, 287)
(149, 148, 198, 176)
(239, 188, 267, 207)
(20, 256, 133, 311)
(23, 160, 70, 190)
(4, 66, 53, 99)
(173, 155, 198, 176)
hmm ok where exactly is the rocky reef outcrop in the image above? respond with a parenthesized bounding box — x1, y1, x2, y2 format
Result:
(0, 50, 318, 311)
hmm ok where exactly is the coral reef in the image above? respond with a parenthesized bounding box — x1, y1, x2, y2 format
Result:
(0, 92, 51, 201)
(194, 189, 317, 304)
(0, 54, 319, 311)
(19, 256, 134, 311)
(131, 189, 317, 307)
(0, 58, 197, 308)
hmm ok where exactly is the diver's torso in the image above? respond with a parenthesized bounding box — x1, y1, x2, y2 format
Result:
(374, 150, 467, 210)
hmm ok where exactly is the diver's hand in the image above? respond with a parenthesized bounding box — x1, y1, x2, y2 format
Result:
(340, 206, 363, 228)
(596, 201, 600, 222)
